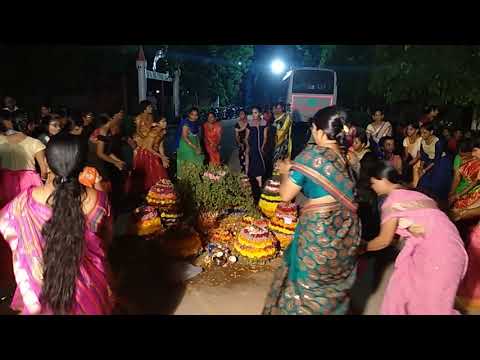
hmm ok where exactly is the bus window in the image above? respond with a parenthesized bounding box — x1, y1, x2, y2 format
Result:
(292, 70, 334, 95)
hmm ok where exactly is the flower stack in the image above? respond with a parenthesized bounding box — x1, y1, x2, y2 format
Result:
(234, 222, 277, 262)
(133, 205, 164, 237)
(268, 202, 298, 249)
(258, 177, 282, 218)
(146, 179, 182, 229)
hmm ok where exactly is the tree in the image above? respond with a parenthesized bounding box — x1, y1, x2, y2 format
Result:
(293, 45, 336, 67)
(369, 45, 480, 107)
(148, 45, 254, 107)
(206, 45, 254, 105)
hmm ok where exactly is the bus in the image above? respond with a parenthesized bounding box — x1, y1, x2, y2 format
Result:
(281, 67, 337, 123)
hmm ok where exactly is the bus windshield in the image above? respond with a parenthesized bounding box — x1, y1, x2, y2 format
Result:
(292, 69, 334, 94)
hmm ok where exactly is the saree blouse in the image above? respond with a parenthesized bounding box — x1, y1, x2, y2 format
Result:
(289, 145, 355, 201)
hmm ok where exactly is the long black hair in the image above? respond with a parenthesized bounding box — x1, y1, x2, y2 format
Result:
(310, 106, 356, 182)
(40, 134, 88, 314)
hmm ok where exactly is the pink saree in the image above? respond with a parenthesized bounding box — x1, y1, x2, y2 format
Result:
(0, 188, 114, 315)
(0, 169, 42, 209)
(380, 189, 468, 315)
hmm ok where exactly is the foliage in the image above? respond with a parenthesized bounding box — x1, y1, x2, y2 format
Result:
(324, 46, 376, 108)
(176, 163, 259, 217)
(294, 45, 337, 67)
(369, 45, 480, 106)
(157, 45, 254, 106)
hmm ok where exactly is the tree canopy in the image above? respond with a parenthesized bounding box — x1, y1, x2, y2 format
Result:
(147, 45, 254, 107)
(369, 45, 480, 107)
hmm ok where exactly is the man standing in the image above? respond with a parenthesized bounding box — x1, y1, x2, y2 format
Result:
(272, 102, 293, 167)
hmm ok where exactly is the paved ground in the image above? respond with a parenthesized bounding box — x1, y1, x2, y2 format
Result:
(174, 257, 395, 315)
(171, 119, 395, 315)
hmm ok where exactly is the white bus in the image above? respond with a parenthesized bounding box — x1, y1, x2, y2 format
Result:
(281, 67, 337, 123)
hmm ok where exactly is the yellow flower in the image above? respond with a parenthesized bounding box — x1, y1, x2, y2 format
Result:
(268, 224, 295, 235)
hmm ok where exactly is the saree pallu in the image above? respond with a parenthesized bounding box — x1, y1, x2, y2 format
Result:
(456, 223, 480, 313)
(380, 189, 468, 315)
(177, 133, 204, 179)
(0, 188, 114, 315)
(453, 159, 480, 210)
(132, 147, 168, 193)
(262, 202, 360, 315)
(0, 169, 43, 209)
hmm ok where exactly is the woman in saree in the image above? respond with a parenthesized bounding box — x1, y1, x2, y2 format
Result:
(246, 106, 268, 188)
(263, 106, 361, 315)
(402, 123, 422, 187)
(0, 120, 49, 208)
(272, 102, 293, 167)
(234, 110, 248, 174)
(0, 134, 114, 315)
(203, 111, 222, 166)
(0, 121, 49, 297)
(176, 107, 204, 179)
(364, 161, 467, 315)
(347, 127, 371, 177)
(417, 122, 453, 204)
(454, 206, 480, 314)
(134, 100, 154, 140)
(451, 146, 480, 314)
(132, 115, 169, 193)
(449, 138, 480, 213)
(366, 108, 392, 157)
(449, 139, 473, 204)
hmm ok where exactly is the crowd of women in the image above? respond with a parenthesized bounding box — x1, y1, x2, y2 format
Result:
(0, 100, 172, 314)
(263, 105, 480, 315)
(1, 95, 480, 315)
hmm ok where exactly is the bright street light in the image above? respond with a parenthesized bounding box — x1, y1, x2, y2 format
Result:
(271, 59, 286, 75)
(238, 61, 242, 66)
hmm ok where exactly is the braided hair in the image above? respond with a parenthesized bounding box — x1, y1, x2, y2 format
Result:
(40, 134, 88, 314)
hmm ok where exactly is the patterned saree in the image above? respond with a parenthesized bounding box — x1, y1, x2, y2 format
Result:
(263, 146, 361, 315)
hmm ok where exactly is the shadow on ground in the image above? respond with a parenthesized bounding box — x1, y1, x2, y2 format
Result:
(108, 236, 187, 315)
(350, 247, 398, 315)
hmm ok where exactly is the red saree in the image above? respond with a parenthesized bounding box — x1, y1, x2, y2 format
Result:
(203, 122, 222, 165)
(133, 148, 168, 194)
(454, 158, 480, 210)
